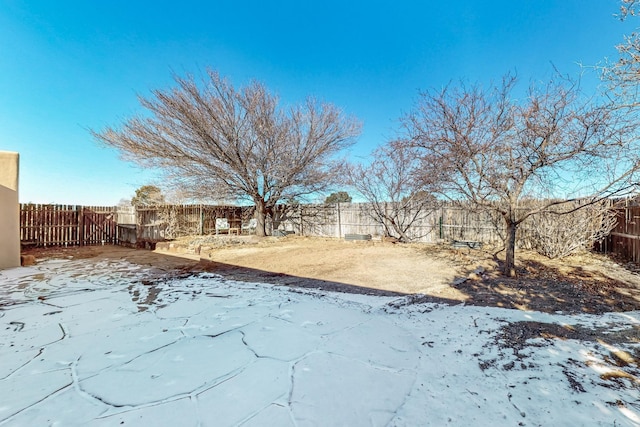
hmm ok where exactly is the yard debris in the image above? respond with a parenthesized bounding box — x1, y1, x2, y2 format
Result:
(20, 255, 36, 266)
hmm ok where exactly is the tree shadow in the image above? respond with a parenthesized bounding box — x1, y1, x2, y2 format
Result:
(185, 258, 408, 297)
(451, 259, 640, 314)
(21, 244, 640, 315)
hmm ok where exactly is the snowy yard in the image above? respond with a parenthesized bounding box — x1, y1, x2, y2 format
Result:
(1, 256, 639, 426)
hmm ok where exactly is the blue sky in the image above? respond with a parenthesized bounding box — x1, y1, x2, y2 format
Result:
(1, 0, 635, 205)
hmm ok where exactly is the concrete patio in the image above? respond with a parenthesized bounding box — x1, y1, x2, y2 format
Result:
(1, 255, 639, 426)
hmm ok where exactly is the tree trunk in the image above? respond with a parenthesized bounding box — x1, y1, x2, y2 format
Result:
(504, 220, 517, 277)
(255, 199, 268, 237)
(389, 218, 410, 242)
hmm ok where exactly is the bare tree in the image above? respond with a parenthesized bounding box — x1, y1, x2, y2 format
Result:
(131, 185, 165, 207)
(348, 140, 437, 242)
(403, 75, 640, 276)
(92, 69, 361, 236)
(325, 191, 352, 204)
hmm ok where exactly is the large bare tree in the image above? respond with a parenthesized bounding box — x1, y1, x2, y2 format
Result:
(403, 75, 640, 276)
(93, 69, 361, 236)
(348, 140, 437, 242)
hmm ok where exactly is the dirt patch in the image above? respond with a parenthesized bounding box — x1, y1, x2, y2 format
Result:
(21, 235, 640, 313)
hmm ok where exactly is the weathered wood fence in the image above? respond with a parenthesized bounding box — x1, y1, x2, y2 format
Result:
(599, 201, 640, 263)
(19, 204, 248, 247)
(20, 202, 505, 247)
(20, 205, 118, 247)
(18, 201, 640, 263)
(275, 203, 504, 243)
(135, 205, 247, 240)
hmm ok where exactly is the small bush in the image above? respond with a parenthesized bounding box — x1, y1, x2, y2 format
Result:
(519, 201, 616, 259)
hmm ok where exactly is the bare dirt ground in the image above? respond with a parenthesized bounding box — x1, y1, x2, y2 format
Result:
(21, 235, 640, 315)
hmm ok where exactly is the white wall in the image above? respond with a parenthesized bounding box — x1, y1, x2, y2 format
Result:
(0, 151, 20, 269)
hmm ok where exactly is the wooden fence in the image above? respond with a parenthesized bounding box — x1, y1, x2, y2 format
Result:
(599, 201, 640, 263)
(16, 202, 552, 248)
(20, 201, 640, 264)
(135, 205, 247, 241)
(20, 204, 118, 247)
(277, 203, 507, 243)
(19, 204, 247, 247)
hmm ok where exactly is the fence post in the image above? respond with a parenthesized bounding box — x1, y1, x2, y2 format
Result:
(440, 206, 445, 240)
(299, 205, 303, 236)
(337, 203, 341, 238)
(135, 206, 142, 243)
(78, 206, 84, 246)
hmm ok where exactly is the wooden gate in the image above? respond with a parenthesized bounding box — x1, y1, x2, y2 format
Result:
(81, 208, 117, 246)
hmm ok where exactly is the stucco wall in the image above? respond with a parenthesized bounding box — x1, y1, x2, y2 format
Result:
(0, 151, 19, 269)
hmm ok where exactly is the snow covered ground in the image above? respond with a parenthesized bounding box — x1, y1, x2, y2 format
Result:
(1, 256, 639, 426)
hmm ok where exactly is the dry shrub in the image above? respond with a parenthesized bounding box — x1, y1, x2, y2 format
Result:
(520, 201, 617, 259)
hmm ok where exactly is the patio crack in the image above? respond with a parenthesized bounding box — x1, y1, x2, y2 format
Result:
(75, 337, 185, 383)
(0, 381, 73, 424)
(0, 347, 45, 381)
(2, 322, 68, 381)
(70, 355, 121, 409)
(238, 330, 285, 361)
